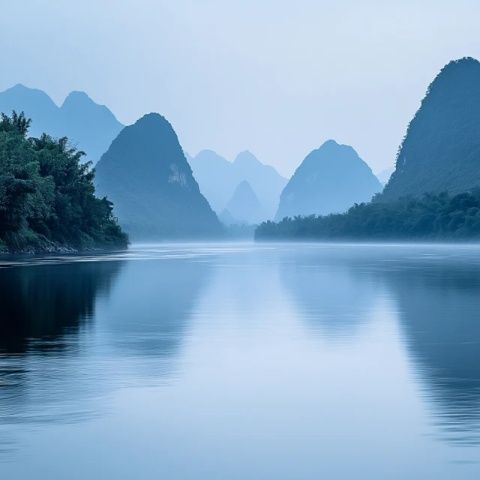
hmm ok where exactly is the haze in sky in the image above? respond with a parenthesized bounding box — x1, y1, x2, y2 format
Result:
(1, 0, 479, 176)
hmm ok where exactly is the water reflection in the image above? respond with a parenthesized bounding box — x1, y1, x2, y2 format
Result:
(379, 258, 480, 445)
(98, 257, 212, 365)
(279, 245, 480, 445)
(0, 253, 213, 437)
(0, 260, 124, 450)
(0, 261, 122, 354)
(2, 244, 480, 477)
(280, 251, 378, 340)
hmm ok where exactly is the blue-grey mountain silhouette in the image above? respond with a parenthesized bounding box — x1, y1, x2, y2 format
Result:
(189, 150, 237, 212)
(94, 113, 222, 239)
(221, 180, 265, 225)
(0, 84, 123, 163)
(190, 150, 287, 219)
(61, 91, 123, 162)
(275, 140, 382, 220)
(383, 57, 480, 200)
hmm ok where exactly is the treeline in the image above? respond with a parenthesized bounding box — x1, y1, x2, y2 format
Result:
(0, 112, 127, 253)
(256, 191, 480, 241)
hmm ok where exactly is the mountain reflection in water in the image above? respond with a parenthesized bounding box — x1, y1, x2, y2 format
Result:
(282, 246, 480, 445)
(0, 244, 480, 479)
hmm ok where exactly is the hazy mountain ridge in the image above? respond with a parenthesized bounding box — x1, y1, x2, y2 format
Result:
(221, 180, 265, 225)
(275, 140, 382, 220)
(0, 84, 123, 163)
(94, 113, 222, 240)
(190, 149, 287, 220)
(258, 57, 480, 241)
(383, 57, 480, 200)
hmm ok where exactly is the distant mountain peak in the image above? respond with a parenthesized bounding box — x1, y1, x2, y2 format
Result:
(136, 111, 168, 124)
(0, 83, 58, 108)
(61, 91, 120, 123)
(62, 90, 94, 106)
(222, 180, 265, 225)
(300, 140, 369, 175)
(130, 112, 178, 139)
(234, 150, 261, 166)
(6, 83, 44, 94)
(196, 149, 224, 158)
(65, 90, 91, 99)
(421, 57, 480, 101)
(8, 83, 32, 92)
(94, 112, 221, 239)
(142, 111, 162, 120)
(437, 56, 479, 74)
(0, 84, 123, 163)
(322, 139, 340, 148)
(314, 139, 356, 157)
(190, 149, 287, 219)
(232, 180, 257, 197)
(227, 181, 260, 210)
(276, 140, 381, 220)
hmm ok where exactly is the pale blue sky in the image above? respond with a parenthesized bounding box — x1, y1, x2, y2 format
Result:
(1, 0, 479, 175)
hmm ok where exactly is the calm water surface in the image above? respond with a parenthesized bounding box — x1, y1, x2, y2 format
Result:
(1, 243, 480, 479)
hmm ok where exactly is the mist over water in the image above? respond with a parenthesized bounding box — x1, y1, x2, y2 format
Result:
(1, 243, 480, 478)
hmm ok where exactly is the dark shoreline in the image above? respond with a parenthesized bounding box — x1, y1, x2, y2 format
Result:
(0, 242, 129, 258)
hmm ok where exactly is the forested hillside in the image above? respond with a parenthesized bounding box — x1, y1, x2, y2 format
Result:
(0, 112, 127, 253)
(383, 57, 480, 200)
(95, 113, 222, 240)
(256, 191, 480, 241)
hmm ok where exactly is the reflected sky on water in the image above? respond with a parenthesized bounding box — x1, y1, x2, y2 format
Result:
(1, 243, 480, 479)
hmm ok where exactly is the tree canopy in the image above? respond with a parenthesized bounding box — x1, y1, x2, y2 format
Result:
(256, 191, 480, 241)
(0, 111, 127, 252)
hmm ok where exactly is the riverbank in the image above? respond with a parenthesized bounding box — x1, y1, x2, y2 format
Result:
(256, 191, 480, 242)
(0, 237, 128, 256)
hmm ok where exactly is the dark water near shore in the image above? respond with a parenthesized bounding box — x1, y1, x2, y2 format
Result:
(1, 243, 480, 479)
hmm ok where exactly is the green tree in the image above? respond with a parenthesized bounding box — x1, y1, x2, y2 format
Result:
(0, 112, 127, 252)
